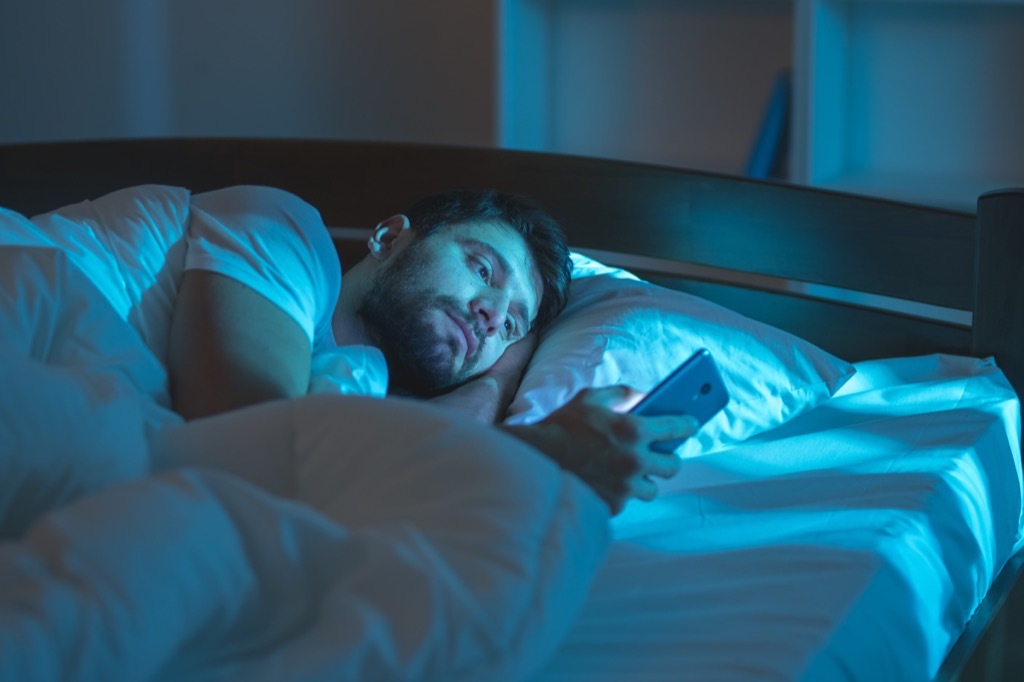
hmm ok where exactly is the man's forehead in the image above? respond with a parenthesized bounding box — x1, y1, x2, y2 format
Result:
(441, 219, 515, 241)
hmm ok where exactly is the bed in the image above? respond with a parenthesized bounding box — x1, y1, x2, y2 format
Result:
(0, 138, 1021, 681)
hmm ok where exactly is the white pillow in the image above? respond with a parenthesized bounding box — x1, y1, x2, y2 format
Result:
(505, 253, 856, 457)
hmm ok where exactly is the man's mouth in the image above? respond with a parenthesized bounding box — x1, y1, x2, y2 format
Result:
(446, 311, 480, 358)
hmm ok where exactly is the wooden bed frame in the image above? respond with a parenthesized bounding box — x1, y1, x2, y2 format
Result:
(1, 137, 1021, 680)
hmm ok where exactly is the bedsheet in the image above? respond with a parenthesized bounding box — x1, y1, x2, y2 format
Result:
(535, 353, 1023, 682)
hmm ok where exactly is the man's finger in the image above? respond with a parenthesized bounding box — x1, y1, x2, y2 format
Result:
(580, 384, 644, 412)
(590, 479, 628, 515)
(643, 451, 683, 479)
(644, 414, 701, 444)
(607, 450, 640, 477)
(630, 475, 659, 502)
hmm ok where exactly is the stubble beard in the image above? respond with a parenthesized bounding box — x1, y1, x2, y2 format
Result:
(356, 248, 484, 396)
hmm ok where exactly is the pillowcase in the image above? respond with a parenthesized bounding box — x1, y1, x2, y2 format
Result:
(505, 252, 856, 457)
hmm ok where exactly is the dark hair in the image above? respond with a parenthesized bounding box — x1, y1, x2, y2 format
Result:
(401, 189, 572, 330)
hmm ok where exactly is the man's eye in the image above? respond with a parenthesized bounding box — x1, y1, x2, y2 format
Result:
(504, 318, 514, 334)
(474, 258, 491, 282)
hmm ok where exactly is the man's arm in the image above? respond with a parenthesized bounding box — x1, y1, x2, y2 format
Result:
(168, 270, 312, 420)
(428, 335, 696, 514)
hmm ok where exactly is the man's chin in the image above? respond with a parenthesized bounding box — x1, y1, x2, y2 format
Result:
(387, 352, 461, 397)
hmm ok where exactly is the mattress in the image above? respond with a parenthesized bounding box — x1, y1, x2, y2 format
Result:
(534, 353, 1023, 681)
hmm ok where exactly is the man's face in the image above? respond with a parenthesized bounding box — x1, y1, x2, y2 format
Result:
(357, 220, 543, 395)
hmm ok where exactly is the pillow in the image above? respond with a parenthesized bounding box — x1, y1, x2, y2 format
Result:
(505, 252, 856, 457)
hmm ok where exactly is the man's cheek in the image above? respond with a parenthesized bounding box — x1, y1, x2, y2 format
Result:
(478, 344, 506, 374)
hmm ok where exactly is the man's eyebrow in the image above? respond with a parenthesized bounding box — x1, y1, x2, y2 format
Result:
(463, 237, 514, 277)
(462, 237, 532, 325)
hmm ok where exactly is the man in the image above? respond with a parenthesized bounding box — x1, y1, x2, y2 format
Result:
(25, 185, 696, 513)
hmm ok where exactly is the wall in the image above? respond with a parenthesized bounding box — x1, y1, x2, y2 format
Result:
(0, 0, 496, 146)
(543, 0, 792, 174)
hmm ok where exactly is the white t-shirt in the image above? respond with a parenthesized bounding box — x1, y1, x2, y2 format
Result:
(12, 184, 387, 398)
(189, 185, 341, 353)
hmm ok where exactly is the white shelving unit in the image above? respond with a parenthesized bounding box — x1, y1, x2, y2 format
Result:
(792, 0, 1024, 211)
(499, 0, 794, 175)
(500, 0, 1024, 211)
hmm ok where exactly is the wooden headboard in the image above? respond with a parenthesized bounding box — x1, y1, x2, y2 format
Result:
(1, 138, 1021, 399)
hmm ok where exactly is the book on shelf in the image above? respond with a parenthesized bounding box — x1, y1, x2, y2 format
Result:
(746, 70, 791, 180)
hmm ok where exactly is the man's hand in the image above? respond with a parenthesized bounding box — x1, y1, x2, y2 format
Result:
(428, 333, 539, 423)
(501, 385, 699, 515)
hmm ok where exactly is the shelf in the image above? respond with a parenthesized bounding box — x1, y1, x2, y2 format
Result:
(794, 0, 1024, 209)
(500, 0, 794, 175)
(500, 0, 1024, 208)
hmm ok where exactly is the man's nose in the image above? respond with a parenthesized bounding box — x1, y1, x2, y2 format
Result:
(470, 292, 509, 336)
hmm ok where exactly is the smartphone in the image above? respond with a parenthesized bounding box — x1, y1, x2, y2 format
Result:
(629, 348, 729, 453)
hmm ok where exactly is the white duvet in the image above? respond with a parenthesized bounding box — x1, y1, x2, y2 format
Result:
(0, 398, 609, 682)
(0, 240, 609, 680)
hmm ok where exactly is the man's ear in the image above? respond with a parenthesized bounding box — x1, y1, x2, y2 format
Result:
(366, 214, 411, 262)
